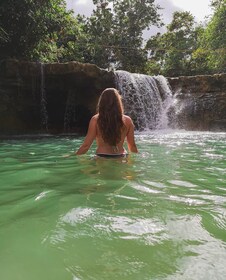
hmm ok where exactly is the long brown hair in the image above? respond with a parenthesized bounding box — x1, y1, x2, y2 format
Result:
(97, 88, 125, 146)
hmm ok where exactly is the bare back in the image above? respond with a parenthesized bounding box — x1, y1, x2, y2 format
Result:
(95, 114, 137, 154)
(75, 114, 138, 155)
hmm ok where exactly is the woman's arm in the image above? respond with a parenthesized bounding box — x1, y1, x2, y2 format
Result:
(126, 117, 138, 153)
(76, 116, 97, 155)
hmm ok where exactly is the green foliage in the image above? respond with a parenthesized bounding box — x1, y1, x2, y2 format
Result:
(0, 0, 161, 67)
(31, 14, 87, 62)
(0, 0, 84, 61)
(211, 0, 225, 9)
(146, 11, 200, 76)
(191, 48, 210, 74)
(146, 2, 226, 76)
(0, 0, 225, 75)
(83, 0, 161, 72)
(81, 3, 114, 69)
(200, 0, 226, 73)
(112, 0, 161, 72)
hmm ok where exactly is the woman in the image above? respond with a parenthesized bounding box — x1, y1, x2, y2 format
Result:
(76, 88, 138, 156)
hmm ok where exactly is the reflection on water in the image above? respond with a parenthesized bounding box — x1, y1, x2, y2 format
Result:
(0, 131, 226, 280)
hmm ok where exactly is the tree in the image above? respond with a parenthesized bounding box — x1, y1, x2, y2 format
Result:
(146, 11, 201, 76)
(83, 0, 162, 72)
(211, 0, 225, 9)
(113, 0, 161, 72)
(0, 0, 84, 61)
(31, 11, 87, 62)
(81, 2, 114, 69)
(200, 0, 226, 73)
(189, 26, 211, 75)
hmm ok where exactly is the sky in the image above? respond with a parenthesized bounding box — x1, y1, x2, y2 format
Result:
(170, 0, 212, 21)
(66, 0, 213, 37)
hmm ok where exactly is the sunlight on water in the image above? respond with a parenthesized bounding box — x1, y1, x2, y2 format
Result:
(0, 131, 226, 280)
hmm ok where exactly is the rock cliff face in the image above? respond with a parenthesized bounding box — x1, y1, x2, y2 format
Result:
(0, 59, 226, 135)
(0, 59, 114, 135)
(168, 74, 226, 131)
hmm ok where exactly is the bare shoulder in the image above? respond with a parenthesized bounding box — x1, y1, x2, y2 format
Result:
(88, 114, 98, 129)
(91, 114, 98, 122)
(123, 115, 134, 125)
(123, 114, 132, 121)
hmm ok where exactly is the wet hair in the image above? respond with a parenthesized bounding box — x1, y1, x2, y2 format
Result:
(97, 88, 125, 146)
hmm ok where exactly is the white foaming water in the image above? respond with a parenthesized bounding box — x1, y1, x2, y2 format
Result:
(115, 70, 173, 130)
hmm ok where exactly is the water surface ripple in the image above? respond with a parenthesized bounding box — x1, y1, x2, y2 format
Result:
(0, 131, 226, 280)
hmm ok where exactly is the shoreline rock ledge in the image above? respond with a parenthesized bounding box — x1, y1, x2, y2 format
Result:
(0, 59, 226, 135)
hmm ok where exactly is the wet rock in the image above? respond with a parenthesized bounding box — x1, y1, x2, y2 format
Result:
(0, 59, 114, 135)
(0, 59, 226, 135)
(168, 74, 226, 131)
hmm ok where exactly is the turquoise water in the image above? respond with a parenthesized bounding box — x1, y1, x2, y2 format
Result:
(0, 131, 226, 280)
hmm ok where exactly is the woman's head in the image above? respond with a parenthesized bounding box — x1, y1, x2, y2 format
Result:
(97, 88, 124, 115)
(97, 88, 125, 146)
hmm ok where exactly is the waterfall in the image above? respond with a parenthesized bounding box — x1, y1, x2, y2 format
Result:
(114, 70, 173, 130)
(154, 75, 175, 130)
(40, 63, 48, 131)
(64, 90, 77, 132)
